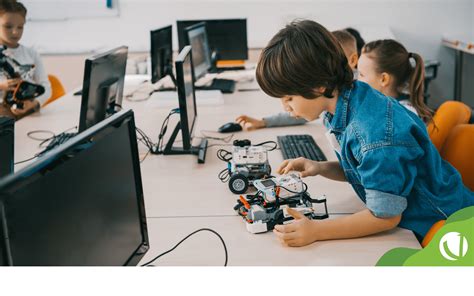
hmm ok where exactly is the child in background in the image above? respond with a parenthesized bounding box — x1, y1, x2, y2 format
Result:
(345, 27, 365, 58)
(0, 0, 51, 118)
(358, 39, 432, 122)
(255, 20, 473, 246)
(236, 29, 359, 131)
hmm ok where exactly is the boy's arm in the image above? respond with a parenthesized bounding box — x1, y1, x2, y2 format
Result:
(318, 161, 347, 181)
(273, 209, 401, 247)
(263, 112, 307, 127)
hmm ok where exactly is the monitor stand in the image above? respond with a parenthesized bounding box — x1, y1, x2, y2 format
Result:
(155, 121, 208, 164)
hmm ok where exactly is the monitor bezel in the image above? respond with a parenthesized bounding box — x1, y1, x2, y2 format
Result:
(174, 46, 197, 151)
(78, 46, 128, 133)
(0, 110, 149, 266)
(150, 25, 173, 84)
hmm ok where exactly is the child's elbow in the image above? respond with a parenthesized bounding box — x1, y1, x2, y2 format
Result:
(381, 214, 402, 230)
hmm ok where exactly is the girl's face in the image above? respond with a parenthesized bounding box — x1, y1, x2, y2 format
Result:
(0, 12, 25, 47)
(357, 53, 384, 92)
(281, 92, 334, 121)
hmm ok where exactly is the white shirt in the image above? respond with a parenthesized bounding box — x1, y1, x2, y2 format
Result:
(0, 44, 51, 105)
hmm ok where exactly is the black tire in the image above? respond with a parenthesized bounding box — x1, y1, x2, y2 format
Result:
(229, 173, 249, 194)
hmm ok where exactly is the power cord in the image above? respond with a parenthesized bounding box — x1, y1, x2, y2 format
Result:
(140, 228, 228, 267)
(155, 108, 180, 154)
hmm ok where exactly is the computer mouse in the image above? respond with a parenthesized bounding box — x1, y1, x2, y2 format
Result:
(218, 122, 242, 133)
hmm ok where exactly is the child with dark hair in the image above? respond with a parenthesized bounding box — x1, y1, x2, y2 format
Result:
(358, 39, 432, 122)
(236, 29, 359, 131)
(344, 27, 365, 57)
(256, 20, 473, 247)
(0, 0, 51, 118)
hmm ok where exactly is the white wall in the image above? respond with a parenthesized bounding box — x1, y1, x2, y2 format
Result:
(22, 0, 474, 107)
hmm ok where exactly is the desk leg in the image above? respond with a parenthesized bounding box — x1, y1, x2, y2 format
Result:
(454, 50, 463, 101)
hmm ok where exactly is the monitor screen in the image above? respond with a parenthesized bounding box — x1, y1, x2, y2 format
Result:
(79, 46, 128, 133)
(177, 19, 248, 60)
(185, 23, 211, 80)
(0, 110, 149, 266)
(0, 117, 14, 178)
(175, 46, 197, 151)
(150, 25, 173, 84)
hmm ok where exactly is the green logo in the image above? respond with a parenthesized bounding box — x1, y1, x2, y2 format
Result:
(439, 232, 468, 261)
(377, 206, 474, 266)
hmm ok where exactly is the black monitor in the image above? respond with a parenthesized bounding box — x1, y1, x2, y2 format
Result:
(177, 18, 248, 61)
(150, 25, 176, 86)
(0, 110, 149, 266)
(185, 22, 212, 80)
(0, 116, 14, 178)
(162, 46, 208, 163)
(79, 46, 128, 133)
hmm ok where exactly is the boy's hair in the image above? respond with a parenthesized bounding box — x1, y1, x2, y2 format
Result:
(332, 30, 357, 57)
(344, 27, 365, 57)
(0, 0, 27, 17)
(256, 20, 353, 99)
(362, 39, 433, 122)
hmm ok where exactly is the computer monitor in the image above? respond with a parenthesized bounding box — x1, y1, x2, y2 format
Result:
(150, 25, 176, 86)
(162, 45, 208, 163)
(177, 18, 248, 61)
(0, 110, 149, 266)
(79, 46, 128, 133)
(0, 116, 14, 178)
(185, 22, 212, 80)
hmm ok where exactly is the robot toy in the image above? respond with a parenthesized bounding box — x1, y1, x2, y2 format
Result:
(0, 46, 45, 110)
(233, 174, 329, 234)
(218, 139, 272, 194)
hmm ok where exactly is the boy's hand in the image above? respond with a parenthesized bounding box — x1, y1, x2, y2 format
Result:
(277, 157, 320, 177)
(0, 79, 21, 91)
(11, 99, 40, 117)
(273, 208, 319, 247)
(235, 115, 266, 131)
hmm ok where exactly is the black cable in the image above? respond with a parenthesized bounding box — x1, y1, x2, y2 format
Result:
(14, 154, 38, 165)
(26, 130, 55, 141)
(216, 148, 232, 162)
(140, 228, 228, 267)
(253, 140, 278, 151)
(155, 109, 179, 154)
(218, 168, 230, 183)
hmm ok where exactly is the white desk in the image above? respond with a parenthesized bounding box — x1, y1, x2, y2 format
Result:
(141, 215, 420, 266)
(13, 78, 420, 265)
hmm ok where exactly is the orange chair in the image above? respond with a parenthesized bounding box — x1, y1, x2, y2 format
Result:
(42, 74, 66, 107)
(440, 124, 474, 191)
(427, 101, 471, 152)
(421, 220, 446, 248)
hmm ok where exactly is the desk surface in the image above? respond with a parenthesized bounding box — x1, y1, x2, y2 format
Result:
(13, 77, 420, 265)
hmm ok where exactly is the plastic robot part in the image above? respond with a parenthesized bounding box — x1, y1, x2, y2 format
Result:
(253, 173, 304, 202)
(234, 174, 329, 234)
(219, 140, 272, 194)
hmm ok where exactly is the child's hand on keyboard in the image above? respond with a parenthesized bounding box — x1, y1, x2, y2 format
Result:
(277, 157, 320, 177)
(235, 115, 266, 131)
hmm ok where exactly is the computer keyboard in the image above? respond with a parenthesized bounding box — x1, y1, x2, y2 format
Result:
(197, 78, 236, 94)
(277, 134, 327, 161)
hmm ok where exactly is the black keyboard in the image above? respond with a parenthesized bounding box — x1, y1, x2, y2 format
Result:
(278, 134, 327, 161)
(197, 78, 236, 94)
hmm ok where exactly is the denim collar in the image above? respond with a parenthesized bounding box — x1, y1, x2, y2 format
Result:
(324, 85, 352, 134)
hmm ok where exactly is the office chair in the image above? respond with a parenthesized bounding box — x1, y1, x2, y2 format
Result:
(440, 124, 474, 191)
(421, 220, 446, 248)
(423, 60, 440, 104)
(42, 74, 66, 107)
(427, 101, 471, 152)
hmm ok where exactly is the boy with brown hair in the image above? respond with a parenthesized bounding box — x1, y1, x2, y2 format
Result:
(256, 20, 472, 246)
(236, 29, 359, 131)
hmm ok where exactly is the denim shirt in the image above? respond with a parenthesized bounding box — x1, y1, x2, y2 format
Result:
(323, 80, 474, 238)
